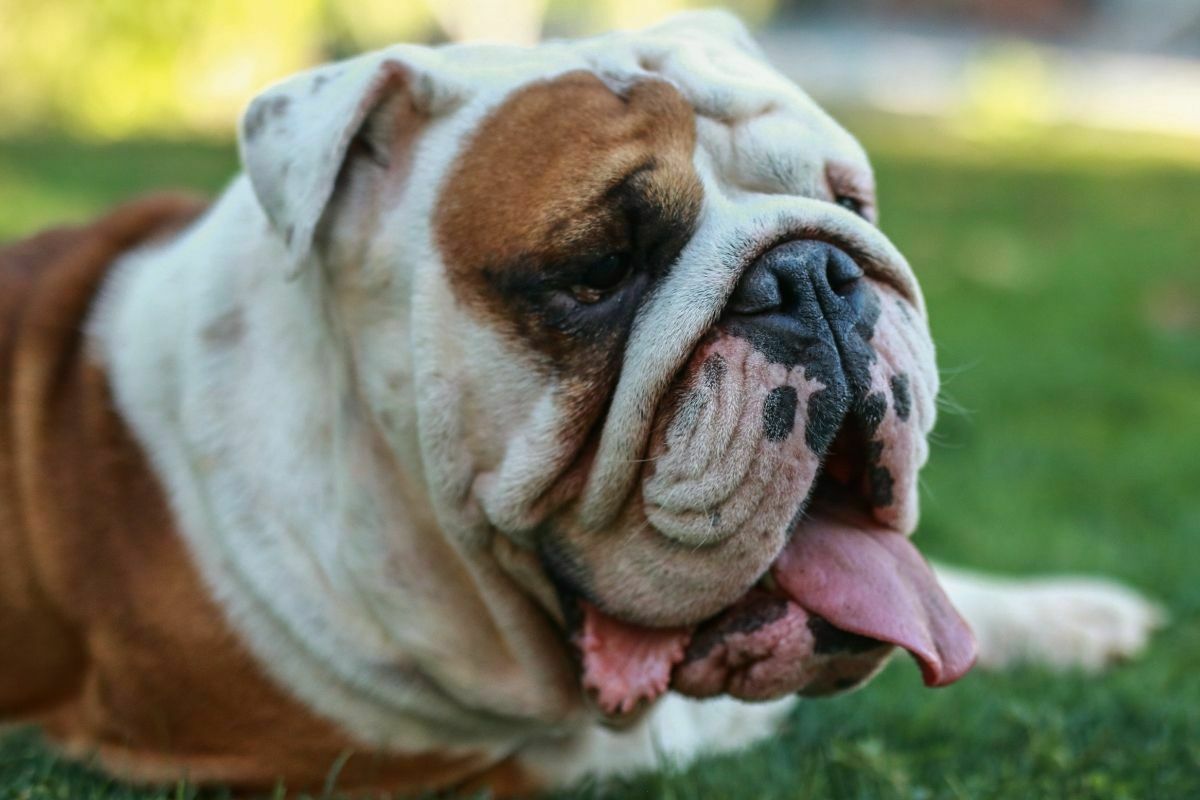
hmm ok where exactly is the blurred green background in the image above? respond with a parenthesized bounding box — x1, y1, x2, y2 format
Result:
(1, 0, 1198, 798)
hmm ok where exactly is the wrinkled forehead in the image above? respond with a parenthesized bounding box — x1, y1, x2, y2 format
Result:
(584, 22, 873, 193)
(431, 17, 872, 198)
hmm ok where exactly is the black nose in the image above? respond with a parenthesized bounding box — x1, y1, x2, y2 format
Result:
(726, 240, 865, 321)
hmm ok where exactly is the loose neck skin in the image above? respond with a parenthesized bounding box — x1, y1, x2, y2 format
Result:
(90, 176, 581, 752)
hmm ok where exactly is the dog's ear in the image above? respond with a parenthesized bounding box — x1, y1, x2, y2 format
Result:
(238, 48, 462, 274)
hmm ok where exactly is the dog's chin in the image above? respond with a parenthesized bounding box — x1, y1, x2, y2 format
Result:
(552, 421, 877, 717)
(541, 414, 976, 722)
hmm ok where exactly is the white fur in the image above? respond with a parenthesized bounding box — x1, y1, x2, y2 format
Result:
(521, 694, 796, 787)
(936, 565, 1166, 671)
(87, 10, 1162, 790)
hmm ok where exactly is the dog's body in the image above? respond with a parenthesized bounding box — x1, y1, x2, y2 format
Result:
(0, 13, 1161, 797)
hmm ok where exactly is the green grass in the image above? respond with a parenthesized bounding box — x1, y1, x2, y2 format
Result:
(1, 122, 1198, 799)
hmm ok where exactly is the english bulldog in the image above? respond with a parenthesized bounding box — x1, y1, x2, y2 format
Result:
(0, 12, 1163, 797)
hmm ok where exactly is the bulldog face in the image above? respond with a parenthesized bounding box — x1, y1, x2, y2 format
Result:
(239, 12, 975, 722)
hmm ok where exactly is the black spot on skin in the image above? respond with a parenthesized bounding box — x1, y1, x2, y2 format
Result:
(310, 74, 329, 94)
(809, 617, 885, 655)
(858, 392, 887, 437)
(719, 598, 788, 636)
(702, 354, 726, 389)
(804, 386, 849, 454)
(762, 385, 798, 442)
(890, 373, 912, 421)
(683, 596, 790, 661)
(868, 465, 894, 507)
(283, 224, 295, 246)
(243, 95, 291, 141)
(865, 440, 884, 465)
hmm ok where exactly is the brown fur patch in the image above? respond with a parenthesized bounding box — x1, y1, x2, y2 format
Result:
(436, 71, 703, 366)
(0, 197, 541, 797)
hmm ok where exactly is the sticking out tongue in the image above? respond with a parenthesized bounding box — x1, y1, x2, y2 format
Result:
(577, 507, 976, 716)
(771, 506, 977, 687)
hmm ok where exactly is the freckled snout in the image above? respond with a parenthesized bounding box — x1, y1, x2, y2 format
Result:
(724, 240, 867, 359)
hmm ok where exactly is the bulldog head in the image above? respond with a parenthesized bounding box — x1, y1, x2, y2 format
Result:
(238, 11, 975, 722)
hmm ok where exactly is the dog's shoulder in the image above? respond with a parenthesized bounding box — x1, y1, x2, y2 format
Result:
(0, 196, 529, 794)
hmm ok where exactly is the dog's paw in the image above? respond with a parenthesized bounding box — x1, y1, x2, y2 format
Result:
(937, 567, 1166, 672)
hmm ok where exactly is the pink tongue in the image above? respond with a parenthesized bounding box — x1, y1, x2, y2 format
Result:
(772, 507, 977, 687)
(577, 601, 690, 716)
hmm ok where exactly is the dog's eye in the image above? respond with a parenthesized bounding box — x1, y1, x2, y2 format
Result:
(570, 253, 632, 304)
(835, 195, 865, 217)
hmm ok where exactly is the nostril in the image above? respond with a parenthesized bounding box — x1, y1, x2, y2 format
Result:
(727, 259, 783, 316)
(726, 239, 866, 323)
(826, 249, 864, 298)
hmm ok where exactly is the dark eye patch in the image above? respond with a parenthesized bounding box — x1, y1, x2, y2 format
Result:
(570, 253, 633, 304)
(437, 73, 705, 372)
(547, 162, 699, 309)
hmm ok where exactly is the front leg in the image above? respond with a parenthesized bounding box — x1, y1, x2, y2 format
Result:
(935, 564, 1165, 671)
(520, 694, 795, 789)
